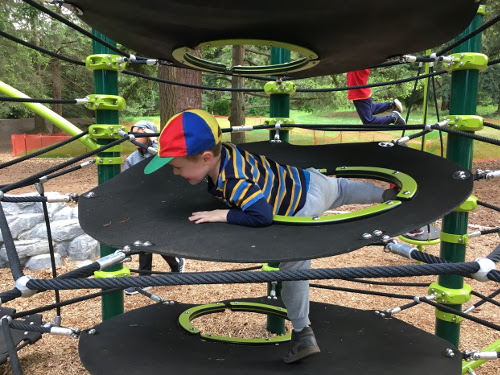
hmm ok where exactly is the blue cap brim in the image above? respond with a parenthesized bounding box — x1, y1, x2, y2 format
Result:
(144, 155, 173, 174)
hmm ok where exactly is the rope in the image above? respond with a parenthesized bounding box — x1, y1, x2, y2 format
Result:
(432, 125, 500, 146)
(483, 121, 500, 130)
(422, 299, 500, 331)
(9, 323, 50, 334)
(1, 196, 47, 203)
(0, 289, 22, 304)
(487, 244, 500, 263)
(21, 0, 131, 58)
(26, 262, 480, 291)
(478, 201, 500, 213)
(0, 28, 85, 67)
(470, 289, 500, 309)
(0, 97, 78, 104)
(11, 287, 121, 320)
(0, 130, 89, 170)
(437, 12, 500, 56)
(0, 136, 129, 193)
(310, 283, 415, 300)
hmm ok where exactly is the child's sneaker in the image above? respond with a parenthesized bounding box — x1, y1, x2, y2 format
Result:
(405, 228, 425, 237)
(392, 99, 403, 113)
(392, 111, 406, 126)
(124, 286, 152, 295)
(283, 327, 320, 364)
(173, 257, 185, 273)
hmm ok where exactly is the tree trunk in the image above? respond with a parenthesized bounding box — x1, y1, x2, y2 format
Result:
(158, 64, 177, 130)
(441, 96, 449, 111)
(176, 47, 202, 110)
(496, 94, 500, 114)
(51, 57, 63, 133)
(229, 45, 246, 144)
(158, 47, 202, 130)
(32, 115, 48, 134)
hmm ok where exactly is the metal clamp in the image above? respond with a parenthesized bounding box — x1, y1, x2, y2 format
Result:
(85, 54, 128, 72)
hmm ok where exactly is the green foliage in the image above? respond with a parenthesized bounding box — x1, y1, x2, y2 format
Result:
(207, 98, 230, 115)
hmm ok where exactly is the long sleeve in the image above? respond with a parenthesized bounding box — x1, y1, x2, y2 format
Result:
(226, 197, 274, 227)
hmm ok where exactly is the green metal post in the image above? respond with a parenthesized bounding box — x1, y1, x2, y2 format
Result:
(266, 46, 291, 334)
(92, 30, 124, 320)
(269, 47, 290, 143)
(435, 13, 483, 346)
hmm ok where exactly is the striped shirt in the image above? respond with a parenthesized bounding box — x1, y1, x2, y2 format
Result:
(208, 142, 310, 216)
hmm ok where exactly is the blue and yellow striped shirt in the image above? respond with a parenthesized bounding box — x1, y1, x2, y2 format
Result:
(208, 143, 310, 216)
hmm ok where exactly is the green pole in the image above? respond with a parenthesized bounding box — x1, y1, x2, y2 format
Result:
(0, 80, 99, 150)
(266, 46, 291, 334)
(435, 12, 483, 346)
(269, 47, 290, 143)
(92, 30, 124, 320)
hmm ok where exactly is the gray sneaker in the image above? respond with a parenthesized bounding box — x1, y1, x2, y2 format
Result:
(392, 111, 406, 126)
(173, 257, 185, 273)
(124, 286, 152, 295)
(283, 327, 320, 363)
(392, 98, 403, 113)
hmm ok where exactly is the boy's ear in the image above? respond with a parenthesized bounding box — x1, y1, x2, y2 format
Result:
(201, 151, 214, 164)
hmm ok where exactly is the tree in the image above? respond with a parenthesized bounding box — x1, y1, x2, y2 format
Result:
(229, 45, 245, 144)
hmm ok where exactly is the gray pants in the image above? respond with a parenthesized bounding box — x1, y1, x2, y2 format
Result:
(279, 168, 384, 329)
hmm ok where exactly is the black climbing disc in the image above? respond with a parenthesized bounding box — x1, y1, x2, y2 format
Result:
(78, 142, 473, 262)
(67, 0, 479, 78)
(78, 297, 461, 375)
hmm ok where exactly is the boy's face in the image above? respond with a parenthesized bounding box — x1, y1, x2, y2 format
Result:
(169, 156, 209, 185)
(131, 126, 149, 149)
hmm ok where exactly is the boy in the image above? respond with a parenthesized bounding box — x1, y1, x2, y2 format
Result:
(123, 120, 185, 295)
(146, 109, 395, 363)
(347, 69, 406, 126)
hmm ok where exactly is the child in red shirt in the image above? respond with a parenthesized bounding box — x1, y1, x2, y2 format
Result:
(347, 69, 406, 125)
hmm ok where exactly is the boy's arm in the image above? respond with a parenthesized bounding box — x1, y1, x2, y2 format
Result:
(189, 197, 273, 227)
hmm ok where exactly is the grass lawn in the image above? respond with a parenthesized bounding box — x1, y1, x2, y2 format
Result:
(24, 110, 500, 161)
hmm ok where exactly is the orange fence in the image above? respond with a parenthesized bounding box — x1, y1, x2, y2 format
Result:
(11, 132, 72, 156)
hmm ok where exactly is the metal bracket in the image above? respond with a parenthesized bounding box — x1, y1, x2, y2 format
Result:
(95, 156, 123, 165)
(477, 4, 491, 16)
(89, 124, 127, 139)
(94, 267, 131, 279)
(264, 81, 297, 95)
(443, 53, 488, 73)
(264, 117, 295, 131)
(428, 282, 472, 304)
(85, 94, 127, 111)
(85, 54, 128, 72)
(443, 115, 483, 132)
(455, 195, 478, 213)
(434, 308, 463, 324)
(439, 231, 469, 245)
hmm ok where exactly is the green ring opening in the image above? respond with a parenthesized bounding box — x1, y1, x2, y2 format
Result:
(178, 302, 291, 344)
(172, 39, 319, 76)
(274, 166, 417, 225)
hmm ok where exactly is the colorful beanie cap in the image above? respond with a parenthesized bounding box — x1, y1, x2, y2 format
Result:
(144, 109, 221, 174)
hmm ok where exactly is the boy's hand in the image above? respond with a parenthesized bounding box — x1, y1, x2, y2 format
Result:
(189, 209, 229, 224)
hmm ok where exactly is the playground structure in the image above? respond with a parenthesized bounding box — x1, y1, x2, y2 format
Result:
(0, 1, 499, 374)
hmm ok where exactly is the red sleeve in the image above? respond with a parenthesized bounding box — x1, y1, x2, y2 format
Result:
(347, 69, 372, 100)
